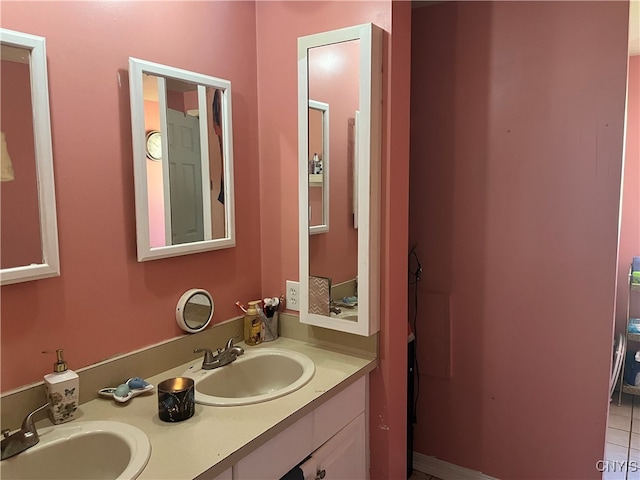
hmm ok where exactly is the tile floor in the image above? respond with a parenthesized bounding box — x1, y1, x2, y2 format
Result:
(605, 393, 640, 479)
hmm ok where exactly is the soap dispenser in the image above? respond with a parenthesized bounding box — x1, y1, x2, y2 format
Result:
(43, 349, 79, 424)
(243, 300, 263, 346)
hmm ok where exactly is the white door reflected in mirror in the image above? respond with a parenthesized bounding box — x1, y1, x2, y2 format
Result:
(129, 58, 236, 261)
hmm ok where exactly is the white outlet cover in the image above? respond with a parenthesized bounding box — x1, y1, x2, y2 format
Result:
(286, 280, 300, 312)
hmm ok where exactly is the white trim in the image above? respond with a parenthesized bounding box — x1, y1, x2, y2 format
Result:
(158, 76, 172, 245)
(308, 99, 329, 236)
(129, 57, 236, 262)
(197, 84, 213, 241)
(353, 110, 359, 229)
(0, 28, 60, 285)
(298, 23, 382, 337)
(413, 452, 499, 480)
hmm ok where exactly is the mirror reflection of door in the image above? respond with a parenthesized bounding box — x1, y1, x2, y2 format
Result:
(167, 108, 204, 244)
(142, 74, 226, 248)
(0, 45, 42, 269)
(307, 39, 360, 316)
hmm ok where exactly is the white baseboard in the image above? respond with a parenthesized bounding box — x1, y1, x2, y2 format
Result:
(413, 452, 498, 480)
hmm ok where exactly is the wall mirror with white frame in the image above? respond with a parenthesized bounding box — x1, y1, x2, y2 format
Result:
(129, 58, 235, 262)
(298, 23, 382, 336)
(0, 28, 60, 286)
(308, 99, 329, 235)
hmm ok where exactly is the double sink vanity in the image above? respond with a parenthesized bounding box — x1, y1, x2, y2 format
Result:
(1, 337, 376, 479)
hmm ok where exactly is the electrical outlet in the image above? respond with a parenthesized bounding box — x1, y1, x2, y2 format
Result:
(286, 280, 300, 311)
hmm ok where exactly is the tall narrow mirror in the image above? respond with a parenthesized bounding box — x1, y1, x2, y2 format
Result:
(0, 29, 60, 285)
(298, 23, 382, 336)
(129, 58, 235, 261)
(308, 99, 329, 234)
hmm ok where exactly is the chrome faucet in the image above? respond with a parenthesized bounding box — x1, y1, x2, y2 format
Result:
(194, 338, 244, 370)
(1, 403, 49, 461)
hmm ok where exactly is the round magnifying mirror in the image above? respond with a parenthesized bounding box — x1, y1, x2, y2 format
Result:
(176, 289, 214, 333)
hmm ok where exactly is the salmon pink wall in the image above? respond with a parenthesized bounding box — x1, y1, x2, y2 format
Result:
(1, 59, 41, 269)
(255, 2, 411, 479)
(616, 54, 640, 333)
(410, 2, 628, 478)
(166, 89, 185, 113)
(143, 99, 164, 247)
(0, 1, 261, 392)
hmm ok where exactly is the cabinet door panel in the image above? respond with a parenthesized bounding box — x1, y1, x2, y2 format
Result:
(312, 413, 366, 479)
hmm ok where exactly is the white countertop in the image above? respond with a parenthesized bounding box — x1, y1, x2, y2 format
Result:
(70, 337, 376, 479)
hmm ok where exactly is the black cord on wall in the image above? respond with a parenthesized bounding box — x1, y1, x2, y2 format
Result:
(408, 245, 422, 425)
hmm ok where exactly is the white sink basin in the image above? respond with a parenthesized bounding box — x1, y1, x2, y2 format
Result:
(183, 347, 315, 406)
(331, 306, 358, 322)
(0, 421, 150, 480)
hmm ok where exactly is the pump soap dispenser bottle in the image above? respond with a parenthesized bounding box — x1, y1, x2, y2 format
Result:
(44, 349, 79, 424)
(243, 300, 263, 346)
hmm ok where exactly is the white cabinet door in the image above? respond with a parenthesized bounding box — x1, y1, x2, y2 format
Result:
(306, 413, 366, 480)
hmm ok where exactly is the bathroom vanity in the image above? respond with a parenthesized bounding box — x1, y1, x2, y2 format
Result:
(57, 338, 375, 479)
(230, 376, 366, 480)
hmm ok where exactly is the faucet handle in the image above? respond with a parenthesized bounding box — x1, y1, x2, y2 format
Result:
(225, 338, 235, 350)
(194, 348, 215, 363)
(22, 404, 48, 432)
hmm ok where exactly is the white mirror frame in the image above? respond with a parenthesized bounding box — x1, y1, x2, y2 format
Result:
(0, 29, 60, 286)
(129, 57, 236, 261)
(298, 23, 382, 336)
(308, 99, 329, 235)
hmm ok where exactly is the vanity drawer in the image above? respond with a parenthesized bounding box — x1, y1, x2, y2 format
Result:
(233, 413, 312, 480)
(312, 376, 366, 449)
(229, 375, 367, 480)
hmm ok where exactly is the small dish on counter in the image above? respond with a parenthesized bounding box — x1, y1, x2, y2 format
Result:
(98, 377, 154, 403)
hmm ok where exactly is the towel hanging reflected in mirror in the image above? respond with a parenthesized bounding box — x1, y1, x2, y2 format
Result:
(1, 131, 15, 182)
